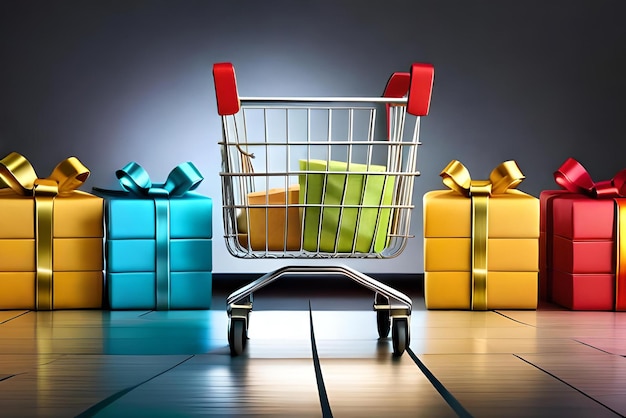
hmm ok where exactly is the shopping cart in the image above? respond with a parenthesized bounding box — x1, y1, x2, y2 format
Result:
(213, 62, 434, 356)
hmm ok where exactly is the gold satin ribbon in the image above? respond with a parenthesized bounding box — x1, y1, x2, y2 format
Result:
(617, 200, 626, 311)
(440, 160, 525, 310)
(0, 152, 90, 310)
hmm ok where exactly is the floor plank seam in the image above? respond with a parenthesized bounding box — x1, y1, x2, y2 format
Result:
(406, 349, 473, 418)
(0, 374, 19, 382)
(38, 354, 68, 366)
(309, 302, 333, 418)
(573, 339, 619, 355)
(513, 354, 625, 417)
(0, 310, 31, 325)
(493, 311, 538, 327)
(73, 354, 196, 418)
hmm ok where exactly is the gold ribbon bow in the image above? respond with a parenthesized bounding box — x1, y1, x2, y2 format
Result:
(0, 152, 90, 310)
(440, 160, 525, 310)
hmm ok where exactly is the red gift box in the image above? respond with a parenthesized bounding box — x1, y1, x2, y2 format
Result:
(541, 158, 626, 310)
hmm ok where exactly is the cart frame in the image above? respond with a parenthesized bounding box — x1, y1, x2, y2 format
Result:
(213, 62, 434, 356)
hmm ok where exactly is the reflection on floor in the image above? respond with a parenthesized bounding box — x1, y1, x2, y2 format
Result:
(0, 277, 625, 417)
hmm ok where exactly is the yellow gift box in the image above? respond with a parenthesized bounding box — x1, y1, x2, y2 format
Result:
(237, 184, 302, 251)
(423, 160, 539, 310)
(0, 152, 103, 310)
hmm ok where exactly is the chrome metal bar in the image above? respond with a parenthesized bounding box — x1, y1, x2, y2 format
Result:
(226, 264, 412, 312)
(240, 97, 408, 104)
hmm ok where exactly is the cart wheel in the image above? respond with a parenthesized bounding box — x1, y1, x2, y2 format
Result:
(241, 319, 249, 349)
(240, 295, 252, 333)
(377, 310, 390, 338)
(228, 318, 246, 356)
(375, 293, 390, 338)
(392, 318, 409, 356)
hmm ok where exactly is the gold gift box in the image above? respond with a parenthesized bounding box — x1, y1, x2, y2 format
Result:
(423, 188, 539, 310)
(0, 189, 104, 310)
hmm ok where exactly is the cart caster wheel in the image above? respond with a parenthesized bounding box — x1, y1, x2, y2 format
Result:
(377, 310, 390, 339)
(228, 318, 247, 356)
(392, 318, 409, 356)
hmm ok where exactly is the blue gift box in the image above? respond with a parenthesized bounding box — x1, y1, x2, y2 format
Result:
(94, 162, 212, 310)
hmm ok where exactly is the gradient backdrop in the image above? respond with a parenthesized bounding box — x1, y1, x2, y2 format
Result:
(1, 0, 625, 274)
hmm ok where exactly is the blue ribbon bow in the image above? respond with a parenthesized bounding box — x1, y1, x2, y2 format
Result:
(116, 161, 203, 197)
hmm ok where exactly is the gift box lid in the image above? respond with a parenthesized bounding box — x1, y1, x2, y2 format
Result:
(0, 189, 103, 239)
(551, 196, 615, 240)
(300, 159, 387, 174)
(423, 189, 539, 238)
(103, 192, 212, 240)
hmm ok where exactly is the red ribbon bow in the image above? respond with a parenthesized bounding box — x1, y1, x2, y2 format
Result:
(554, 157, 626, 198)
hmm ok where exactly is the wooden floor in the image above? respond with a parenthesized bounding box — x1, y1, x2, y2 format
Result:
(1, 276, 626, 417)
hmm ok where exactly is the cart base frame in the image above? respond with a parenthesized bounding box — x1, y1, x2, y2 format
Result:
(226, 265, 412, 356)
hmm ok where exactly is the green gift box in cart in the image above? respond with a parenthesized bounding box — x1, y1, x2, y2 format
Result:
(299, 159, 395, 253)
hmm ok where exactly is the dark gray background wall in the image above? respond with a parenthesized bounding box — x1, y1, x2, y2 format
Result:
(1, 0, 625, 274)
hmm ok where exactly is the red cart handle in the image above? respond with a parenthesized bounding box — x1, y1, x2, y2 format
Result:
(382, 63, 434, 138)
(213, 62, 240, 116)
(407, 63, 434, 116)
(383, 72, 411, 98)
(382, 63, 434, 116)
(383, 72, 410, 139)
(214, 62, 434, 117)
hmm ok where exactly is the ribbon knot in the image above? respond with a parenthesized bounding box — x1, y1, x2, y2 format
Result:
(440, 159, 525, 197)
(0, 151, 90, 196)
(439, 160, 525, 311)
(115, 161, 203, 197)
(554, 157, 626, 198)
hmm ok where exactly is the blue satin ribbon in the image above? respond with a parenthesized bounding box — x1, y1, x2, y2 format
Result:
(96, 161, 203, 310)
